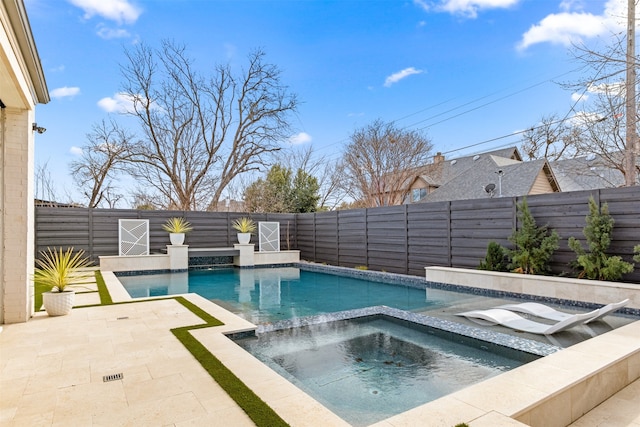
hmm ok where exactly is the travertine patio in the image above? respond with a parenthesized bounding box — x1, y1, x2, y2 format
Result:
(1, 272, 639, 426)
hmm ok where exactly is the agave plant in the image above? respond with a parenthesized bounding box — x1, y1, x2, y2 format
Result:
(162, 217, 193, 233)
(34, 247, 93, 292)
(232, 217, 257, 234)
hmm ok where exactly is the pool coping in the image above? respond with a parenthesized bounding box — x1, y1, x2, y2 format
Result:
(102, 264, 640, 426)
(248, 306, 560, 357)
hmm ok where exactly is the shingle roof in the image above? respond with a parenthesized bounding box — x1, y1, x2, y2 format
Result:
(421, 155, 552, 202)
(550, 154, 625, 191)
(423, 147, 521, 187)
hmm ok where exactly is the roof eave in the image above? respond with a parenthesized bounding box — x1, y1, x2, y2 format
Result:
(5, 0, 49, 104)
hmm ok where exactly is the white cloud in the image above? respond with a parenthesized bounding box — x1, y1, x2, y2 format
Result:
(98, 92, 137, 113)
(288, 132, 312, 145)
(97, 25, 131, 39)
(50, 86, 80, 99)
(571, 92, 588, 102)
(518, 0, 624, 51)
(559, 0, 584, 13)
(68, 0, 142, 25)
(569, 110, 604, 126)
(384, 67, 424, 87)
(415, 0, 520, 18)
(587, 81, 625, 97)
(69, 146, 84, 156)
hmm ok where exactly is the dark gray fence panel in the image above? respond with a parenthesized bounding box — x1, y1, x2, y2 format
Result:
(34, 208, 297, 262)
(315, 211, 339, 265)
(35, 207, 91, 255)
(407, 202, 450, 275)
(366, 205, 407, 274)
(449, 197, 515, 269)
(337, 209, 367, 267)
(35, 187, 640, 282)
(295, 214, 316, 261)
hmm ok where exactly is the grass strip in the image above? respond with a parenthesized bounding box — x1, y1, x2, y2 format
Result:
(171, 325, 289, 427)
(174, 296, 223, 326)
(94, 270, 113, 305)
(34, 281, 47, 312)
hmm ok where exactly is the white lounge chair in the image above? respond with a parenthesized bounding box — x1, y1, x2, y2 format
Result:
(584, 299, 630, 323)
(456, 308, 599, 335)
(496, 299, 629, 324)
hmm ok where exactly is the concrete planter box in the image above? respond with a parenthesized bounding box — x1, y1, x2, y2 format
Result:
(425, 267, 640, 309)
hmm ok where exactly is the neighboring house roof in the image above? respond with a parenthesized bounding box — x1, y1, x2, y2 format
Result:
(422, 147, 522, 188)
(421, 155, 559, 203)
(550, 154, 626, 191)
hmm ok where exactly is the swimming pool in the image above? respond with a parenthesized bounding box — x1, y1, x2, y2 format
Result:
(119, 266, 479, 324)
(117, 265, 564, 424)
(235, 313, 538, 426)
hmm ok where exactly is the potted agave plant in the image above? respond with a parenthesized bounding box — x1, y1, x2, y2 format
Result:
(232, 217, 256, 244)
(162, 217, 193, 245)
(34, 247, 93, 316)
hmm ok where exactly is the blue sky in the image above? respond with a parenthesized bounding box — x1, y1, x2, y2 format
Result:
(25, 0, 628, 204)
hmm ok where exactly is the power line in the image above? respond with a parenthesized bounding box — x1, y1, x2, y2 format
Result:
(308, 67, 584, 163)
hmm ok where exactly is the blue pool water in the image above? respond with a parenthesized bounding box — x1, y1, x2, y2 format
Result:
(235, 315, 537, 426)
(118, 267, 464, 323)
(119, 266, 546, 424)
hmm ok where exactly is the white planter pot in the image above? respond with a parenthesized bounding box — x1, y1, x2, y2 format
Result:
(43, 290, 75, 316)
(237, 233, 251, 244)
(170, 233, 185, 245)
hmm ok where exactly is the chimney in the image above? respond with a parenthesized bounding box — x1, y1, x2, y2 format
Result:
(433, 152, 444, 164)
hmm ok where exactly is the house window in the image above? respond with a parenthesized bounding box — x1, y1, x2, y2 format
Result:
(412, 188, 427, 202)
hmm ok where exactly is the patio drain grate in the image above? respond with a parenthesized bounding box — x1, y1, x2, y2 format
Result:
(103, 373, 123, 382)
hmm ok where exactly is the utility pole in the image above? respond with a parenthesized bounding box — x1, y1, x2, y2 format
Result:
(625, 0, 637, 186)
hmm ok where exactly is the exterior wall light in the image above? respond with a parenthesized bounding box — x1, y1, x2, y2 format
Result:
(32, 123, 46, 134)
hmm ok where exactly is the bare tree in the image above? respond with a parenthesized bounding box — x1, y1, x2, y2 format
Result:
(520, 114, 584, 161)
(340, 119, 433, 207)
(34, 160, 60, 204)
(560, 16, 640, 185)
(571, 86, 638, 184)
(279, 145, 346, 210)
(120, 41, 298, 210)
(70, 119, 134, 208)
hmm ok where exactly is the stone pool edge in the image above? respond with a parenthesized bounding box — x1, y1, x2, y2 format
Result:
(102, 265, 640, 427)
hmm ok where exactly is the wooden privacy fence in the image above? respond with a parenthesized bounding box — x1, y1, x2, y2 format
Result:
(35, 187, 640, 281)
(34, 209, 297, 262)
(297, 187, 640, 281)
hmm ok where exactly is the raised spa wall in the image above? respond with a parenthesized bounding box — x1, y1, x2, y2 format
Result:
(99, 244, 300, 272)
(425, 266, 640, 311)
(410, 266, 640, 427)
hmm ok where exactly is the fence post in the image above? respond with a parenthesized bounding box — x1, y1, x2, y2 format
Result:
(447, 202, 452, 267)
(313, 213, 317, 262)
(88, 208, 94, 260)
(365, 208, 369, 268)
(404, 204, 409, 275)
(336, 211, 340, 266)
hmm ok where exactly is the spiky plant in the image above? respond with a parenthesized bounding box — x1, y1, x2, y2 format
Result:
(162, 217, 193, 233)
(568, 197, 634, 280)
(478, 241, 509, 271)
(232, 217, 257, 234)
(508, 198, 560, 275)
(34, 247, 93, 292)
